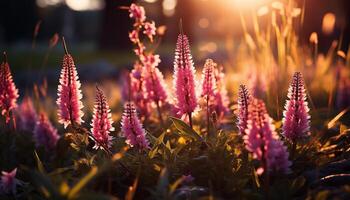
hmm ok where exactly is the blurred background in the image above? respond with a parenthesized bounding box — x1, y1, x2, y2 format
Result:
(0, 0, 349, 92)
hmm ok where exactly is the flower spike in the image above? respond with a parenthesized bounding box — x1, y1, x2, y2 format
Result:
(244, 99, 291, 175)
(90, 86, 114, 150)
(17, 97, 38, 132)
(282, 72, 311, 141)
(33, 112, 60, 151)
(201, 59, 216, 132)
(121, 102, 149, 150)
(213, 66, 229, 118)
(173, 33, 198, 126)
(0, 52, 19, 124)
(56, 37, 84, 128)
(237, 84, 251, 135)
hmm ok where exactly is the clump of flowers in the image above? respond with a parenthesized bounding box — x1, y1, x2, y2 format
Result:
(282, 72, 310, 142)
(56, 38, 84, 128)
(126, 4, 169, 123)
(90, 86, 114, 150)
(213, 66, 229, 119)
(0, 52, 19, 124)
(121, 102, 149, 150)
(173, 33, 198, 127)
(33, 112, 60, 151)
(244, 99, 291, 175)
(0, 168, 22, 195)
(17, 97, 38, 132)
(237, 84, 251, 135)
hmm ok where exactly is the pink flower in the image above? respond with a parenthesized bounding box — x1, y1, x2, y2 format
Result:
(143, 21, 156, 41)
(201, 59, 216, 100)
(129, 3, 146, 23)
(56, 54, 84, 128)
(144, 65, 168, 106)
(121, 102, 149, 150)
(213, 66, 229, 118)
(90, 86, 114, 150)
(33, 113, 60, 151)
(140, 54, 161, 68)
(134, 44, 145, 56)
(173, 34, 198, 120)
(129, 63, 150, 119)
(17, 97, 38, 132)
(237, 84, 251, 135)
(282, 72, 310, 141)
(0, 52, 19, 124)
(244, 99, 291, 174)
(0, 168, 22, 194)
(129, 30, 139, 44)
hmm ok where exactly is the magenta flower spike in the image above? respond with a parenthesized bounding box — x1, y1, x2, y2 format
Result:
(90, 86, 114, 150)
(213, 66, 229, 118)
(282, 72, 311, 141)
(143, 63, 168, 106)
(121, 102, 149, 150)
(244, 99, 291, 175)
(0, 52, 19, 124)
(17, 97, 38, 132)
(0, 168, 22, 194)
(237, 84, 251, 135)
(173, 33, 198, 126)
(33, 112, 60, 151)
(56, 38, 84, 128)
(143, 21, 156, 42)
(201, 59, 216, 100)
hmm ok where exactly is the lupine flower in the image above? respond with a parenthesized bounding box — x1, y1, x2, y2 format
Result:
(90, 86, 114, 150)
(282, 72, 310, 141)
(201, 59, 216, 100)
(121, 102, 149, 150)
(33, 113, 60, 151)
(237, 85, 251, 135)
(57, 53, 84, 128)
(0, 53, 19, 124)
(213, 66, 229, 118)
(173, 34, 198, 119)
(0, 168, 22, 194)
(129, 3, 146, 23)
(17, 97, 38, 132)
(129, 30, 139, 44)
(244, 99, 291, 174)
(143, 21, 156, 41)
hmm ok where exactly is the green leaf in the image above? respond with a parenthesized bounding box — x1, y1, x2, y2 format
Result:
(34, 151, 46, 174)
(169, 117, 202, 141)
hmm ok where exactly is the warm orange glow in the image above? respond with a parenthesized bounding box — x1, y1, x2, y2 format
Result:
(309, 32, 318, 44)
(322, 12, 336, 35)
(198, 18, 210, 29)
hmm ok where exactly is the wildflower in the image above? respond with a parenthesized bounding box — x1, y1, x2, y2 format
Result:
(244, 99, 291, 174)
(129, 30, 139, 44)
(33, 113, 60, 151)
(213, 66, 229, 118)
(0, 168, 22, 194)
(17, 97, 37, 132)
(129, 3, 146, 23)
(173, 34, 198, 126)
(56, 40, 84, 128)
(90, 86, 114, 150)
(143, 21, 156, 41)
(237, 84, 251, 135)
(282, 72, 310, 141)
(201, 59, 216, 132)
(121, 102, 149, 150)
(0, 52, 19, 124)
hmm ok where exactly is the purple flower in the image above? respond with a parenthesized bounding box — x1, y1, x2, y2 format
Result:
(56, 53, 84, 128)
(143, 21, 156, 41)
(0, 168, 22, 194)
(33, 113, 60, 151)
(17, 97, 38, 132)
(282, 72, 310, 141)
(237, 84, 251, 135)
(90, 86, 114, 150)
(121, 102, 149, 150)
(244, 99, 291, 174)
(0, 52, 19, 124)
(173, 34, 198, 124)
(213, 66, 229, 118)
